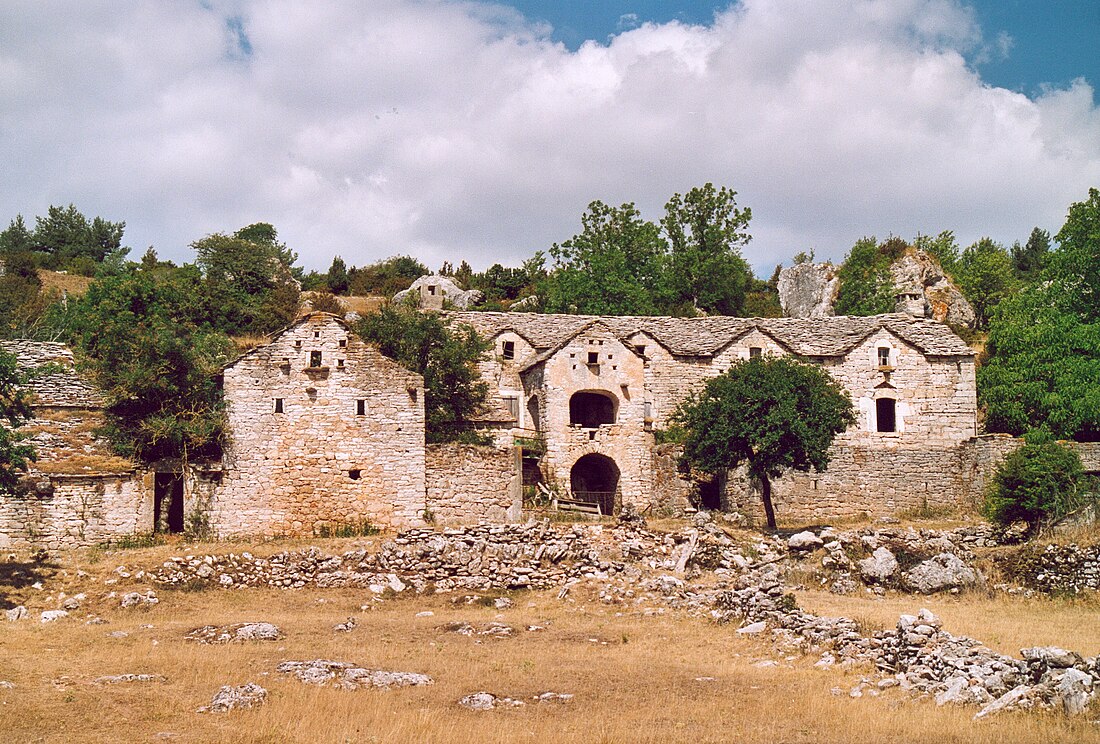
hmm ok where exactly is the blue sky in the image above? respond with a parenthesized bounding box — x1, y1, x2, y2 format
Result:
(0, 1, 1098, 274)
(507, 1, 1099, 100)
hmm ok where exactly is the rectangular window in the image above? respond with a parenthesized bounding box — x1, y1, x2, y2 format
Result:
(314, 331, 320, 338)
(877, 346, 891, 367)
(504, 396, 519, 419)
(749, 347, 762, 359)
(337, 359, 345, 369)
(356, 399, 365, 416)
(338, 338, 347, 348)
(274, 398, 284, 414)
(635, 345, 646, 357)
(428, 285, 437, 296)
(309, 351, 322, 367)
(502, 340, 515, 360)
(587, 351, 599, 365)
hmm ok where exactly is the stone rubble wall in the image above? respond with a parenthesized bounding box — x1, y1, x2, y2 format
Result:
(425, 444, 520, 525)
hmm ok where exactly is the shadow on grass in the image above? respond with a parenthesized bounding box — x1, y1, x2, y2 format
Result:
(0, 556, 57, 609)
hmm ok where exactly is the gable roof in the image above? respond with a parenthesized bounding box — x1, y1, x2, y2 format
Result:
(448, 312, 972, 358)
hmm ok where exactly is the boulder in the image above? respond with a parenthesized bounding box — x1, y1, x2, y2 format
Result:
(393, 275, 483, 310)
(777, 262, 838, 318)
(5, 606, 28, 622)
(902, 553, 980, 594)
(858, 547, 899, 584)
(198, 683, 268, 713)
(40, 610, 69, 623)
(120, 590, 159, 609)
(186, 622, 282, 644)
(787, 531, 824, 552)
(889, 249, 974, 326)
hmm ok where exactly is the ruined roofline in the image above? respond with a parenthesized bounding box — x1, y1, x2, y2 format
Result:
(448, 311, 973, 359)
(220, 311, 350, 372)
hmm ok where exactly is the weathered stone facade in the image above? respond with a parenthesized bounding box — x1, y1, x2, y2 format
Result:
(209, 313, 427, 535)
(453, 311, 984, 520)
(425, 443, 520, 524)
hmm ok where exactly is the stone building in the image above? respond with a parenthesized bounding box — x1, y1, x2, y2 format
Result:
(451, 311, 983, 521)
(206, 312, 428, 536)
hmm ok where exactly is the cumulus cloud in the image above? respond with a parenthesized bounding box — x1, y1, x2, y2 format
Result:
(0, 0, 1097, 274)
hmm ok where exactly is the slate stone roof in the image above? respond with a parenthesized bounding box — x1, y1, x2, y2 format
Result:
(1, 340, 106, 408)
(449, 312, 972, 358)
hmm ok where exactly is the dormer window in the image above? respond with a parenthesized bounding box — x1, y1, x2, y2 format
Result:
(877, 347, 891, 368)
(502, 340, 515, 360)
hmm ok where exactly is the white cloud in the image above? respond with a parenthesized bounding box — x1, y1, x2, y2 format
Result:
(0, 0, 1097, 274)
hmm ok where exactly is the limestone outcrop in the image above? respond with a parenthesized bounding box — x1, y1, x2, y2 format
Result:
(776, 262, 838, 318)
(394, 275, 483, 309)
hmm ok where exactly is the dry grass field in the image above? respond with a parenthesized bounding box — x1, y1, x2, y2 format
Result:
(2, 540, 1099, 744)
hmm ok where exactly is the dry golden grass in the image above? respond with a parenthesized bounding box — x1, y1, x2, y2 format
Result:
(38, 270, 94, 297)
(2, 545, 1099, 744)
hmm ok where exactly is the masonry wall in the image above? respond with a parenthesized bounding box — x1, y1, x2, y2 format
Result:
(211, 314, 426, 536)
(425, 443, 520, 525)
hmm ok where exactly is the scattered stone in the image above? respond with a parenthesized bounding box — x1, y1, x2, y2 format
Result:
(458, 692, 524, 710)
(40, 610, 68, 623)
(333, 617, 357, 632)
(493, 597, 515, 610)
(186, 622, 283, 644)
(61, 594, 85, 611)
(5, 606, 27, 622)
(94, 674, 167, 685)
(107, 631, 130, 638)
(121, 590, 159, 609)
(415, 611, 434, 618)
(276, 660, 432, 690)
(736, 621, 767, 635)
(788, 531, 824, 552)
(858, 547, 899, 584)
(902, 553, 980, 594)
(85, 616, 107, 625)
(534, 691, 574, 703)
(198, 683, 268, 713)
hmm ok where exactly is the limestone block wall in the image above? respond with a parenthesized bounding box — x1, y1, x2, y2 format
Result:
(425, 443, 520, 524)
(531, 324, 652, 511)
(0, 473, 151, 550)
(211, 314, 426, 536)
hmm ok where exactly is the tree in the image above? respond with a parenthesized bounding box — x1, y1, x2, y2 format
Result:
(31, 204, 127, 273)
(983, 437, 1084, 535)
(0, 251, 44, 339)
(833, 237, 896, 316)
(0, 347, 36, 492)
(913, 230, 960, 276)
(1050, 187, 1100, 322)
(0, 215, 33, 256)
(953, 238, 1018, 329)
(347, 255, 428, 296)
(661, 183, 754, 316)
(355, 303, 490, 443)
(1011, 227, 1050, 282)
(68, 271, 233, 461)
(326, 256, 349, 295)
(671, 356, 855, 530)
(543, 200, 665, 315)
(192, 223, 301, 335)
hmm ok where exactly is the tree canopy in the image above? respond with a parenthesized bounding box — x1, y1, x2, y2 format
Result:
(983, 436, 1084, 534)
(671, 355, 854, 529)
(953, 237, 1018, 329)
(832, 236, 901, 316)
(0, 347, 36, 492)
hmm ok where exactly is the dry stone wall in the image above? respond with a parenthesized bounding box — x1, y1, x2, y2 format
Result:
(425, 444, 520, 525)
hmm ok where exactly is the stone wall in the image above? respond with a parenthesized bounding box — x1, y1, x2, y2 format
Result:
(210, 313, 426, 536)
(425, 444, 520, 525)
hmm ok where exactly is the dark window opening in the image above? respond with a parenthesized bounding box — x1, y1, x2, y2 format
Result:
(338, 338, 347, 348)
(408, 388, 418, 403)
(527, 396, 540, 431)
(274, 398, 284, 413)
(309, 351, 322, 367)
(569, 391, 616, 427)
(502, 340, 515, 360)
(428, 285, 437, 296)
(294, 339, 302, 348)
(348, 469, 361, 480)
(635, 344, 646, 357)
(749, 347, 762, 359)
(877, 346, 891, 367)
(356, 399, 366, 416)
(877, 398, 897, 433)
(587, 351, 599, 365)
(570, 454, 619, 516)
(153, 473, 185, 534)
(337, 359, 345, 369)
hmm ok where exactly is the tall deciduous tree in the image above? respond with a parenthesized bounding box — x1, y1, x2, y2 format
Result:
(954, 238, 1018, 329)
(543, 200, 665, 316)
(671, 356, 854, 530)
(355, 303, 490, 443)
(833, 237, 896, 316)
(1050, 187, 1100, 322)
(661, 183, 754, 316)
(0, 347, 36, 492)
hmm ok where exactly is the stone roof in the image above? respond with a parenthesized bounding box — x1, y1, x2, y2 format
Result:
(449, 312, 972, 358)
(1, 340, 106, 408)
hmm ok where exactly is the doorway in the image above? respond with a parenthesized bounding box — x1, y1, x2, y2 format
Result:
(154, 472, 185, 533)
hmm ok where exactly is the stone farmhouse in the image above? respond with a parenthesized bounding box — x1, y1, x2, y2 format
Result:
(4, 311, 1096, 549)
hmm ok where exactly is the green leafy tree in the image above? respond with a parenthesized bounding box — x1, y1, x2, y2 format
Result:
(1011, 227, 1050, 282)
(326, 256, 350, 295)
(983, 437, 1084, 534)
(913, 230, 960, 276)
(31, 204, 128, 273)
(953, 238, 1018, 329)
(0, 215, 34, 256)
(671, 356, 855, 530)
(661, 183, 753, 316)
(68, 271, 233, 461)
(833, 237, 896, 316)
(355, 303, 490, 443)
(0, 347, 36, 492)
(1050, 187, 1100, 322)
(192, 223, 301, 335)
(543, 201, 665, 315)
(0, 251, 43, 338)
(347, 255, 428, 296)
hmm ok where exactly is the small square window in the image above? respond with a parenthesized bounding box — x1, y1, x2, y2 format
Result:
(314, 331, 320, 338)
(749, 347, 762, 359)
(274, 398, 284, 413)
(338, 339, 347, 348)
(309, 351, 322, 367)
(356, 399, 366, 416)
(587, 352, 599, 365)
(428, 285, 437, 296)
(408, 388, 418, 403)
(348, 469, 361, 480)
(636, 345, 646, 357)
(502, 340, 515, 360)
(294, 339, 302, 348)
(337, 359, 345, 369)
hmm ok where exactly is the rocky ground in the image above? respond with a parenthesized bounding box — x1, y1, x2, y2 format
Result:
(4, 512, 1099, 727)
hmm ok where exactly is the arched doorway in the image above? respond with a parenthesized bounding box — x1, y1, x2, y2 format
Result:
(570, 454, 619, 516)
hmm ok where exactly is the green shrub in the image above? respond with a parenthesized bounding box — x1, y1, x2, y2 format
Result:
(983, 439, 1084, 534)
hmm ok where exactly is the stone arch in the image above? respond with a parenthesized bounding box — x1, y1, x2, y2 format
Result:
(570, 453, 619, 515)
(569, 390, 618, 428)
